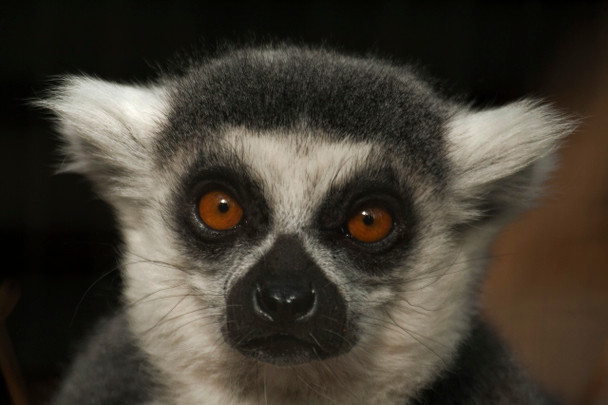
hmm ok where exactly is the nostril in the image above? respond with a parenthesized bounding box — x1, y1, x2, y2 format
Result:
(254, 283, 316, 323)
(254, 285, 277, 320)
(292, 284, 315, 320)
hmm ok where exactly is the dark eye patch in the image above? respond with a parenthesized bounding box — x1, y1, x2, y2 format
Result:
(169, 155, 270, 265)
(313, 166, 417, 274)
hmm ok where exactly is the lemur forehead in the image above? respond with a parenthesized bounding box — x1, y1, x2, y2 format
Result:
(223, 128, 374, 195)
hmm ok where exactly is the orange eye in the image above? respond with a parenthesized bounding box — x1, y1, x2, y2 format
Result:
(198, 190, 243, 231)
(347, 206, 393, 243)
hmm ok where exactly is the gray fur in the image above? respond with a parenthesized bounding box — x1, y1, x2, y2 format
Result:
(50, 314, 155, 405)
(42, 45, 572, 405)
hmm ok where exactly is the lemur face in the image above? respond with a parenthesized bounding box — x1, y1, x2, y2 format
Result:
(41, 46, 571, 401)
(168, 131, 422, 366)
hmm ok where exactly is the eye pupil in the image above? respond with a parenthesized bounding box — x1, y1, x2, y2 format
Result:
(362, 213, 374, 226)
(218, 200, 230, 213)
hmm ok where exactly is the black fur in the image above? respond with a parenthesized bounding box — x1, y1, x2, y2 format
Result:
(412, 319, 556, 405)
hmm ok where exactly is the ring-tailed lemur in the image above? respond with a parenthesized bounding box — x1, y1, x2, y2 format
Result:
(41, 45, 572, 405)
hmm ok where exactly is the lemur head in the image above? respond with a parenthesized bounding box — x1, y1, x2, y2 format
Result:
(41, 46, 572, 402)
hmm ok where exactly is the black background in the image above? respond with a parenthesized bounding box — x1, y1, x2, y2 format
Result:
(2, 2, 607, 404)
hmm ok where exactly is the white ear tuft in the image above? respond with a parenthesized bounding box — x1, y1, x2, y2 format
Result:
(447, 100, 574, 195)
(446, 100, 576, 228)
(37, 76, 169, 205)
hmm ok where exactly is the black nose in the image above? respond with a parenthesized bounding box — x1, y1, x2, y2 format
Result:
(225, 235, 350, 365)
(254, 282, 316, 323)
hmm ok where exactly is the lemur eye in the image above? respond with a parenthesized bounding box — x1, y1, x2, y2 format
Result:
(198, 190, 243, 231)
(347, 206, 393, 243)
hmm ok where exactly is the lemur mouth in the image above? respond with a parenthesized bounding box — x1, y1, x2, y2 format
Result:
(239, 333, 323, 365)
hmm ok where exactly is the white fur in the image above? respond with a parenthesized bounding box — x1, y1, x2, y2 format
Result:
(38, 77, 170, 223)
(447, 100, 572, 194)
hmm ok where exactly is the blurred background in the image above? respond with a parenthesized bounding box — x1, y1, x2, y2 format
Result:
(1, 1, 607, 404)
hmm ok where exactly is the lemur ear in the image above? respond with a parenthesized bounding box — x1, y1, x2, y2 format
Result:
(38, 76, 169, 206)
(447, 100, 574, 221)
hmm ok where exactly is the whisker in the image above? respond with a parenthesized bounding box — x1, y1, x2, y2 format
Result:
(71, 267, 120, 326)
(294, 371, 338, 404)
(151, 306, 222, 329)
(126, 285, 192, 308)
(358, 312, 449, 369)
(142, 294, 189, 335)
